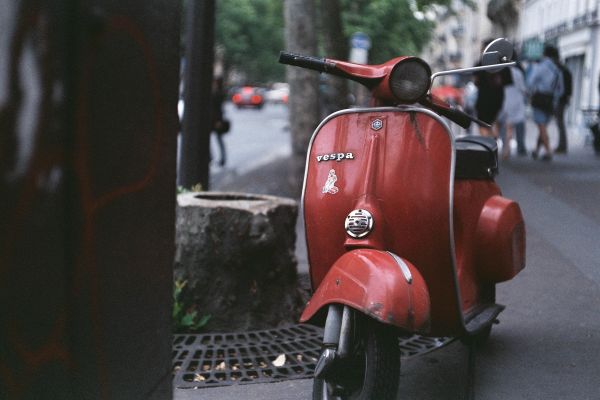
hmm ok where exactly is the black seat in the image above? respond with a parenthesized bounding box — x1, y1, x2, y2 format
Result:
(455, 136, 498, 180)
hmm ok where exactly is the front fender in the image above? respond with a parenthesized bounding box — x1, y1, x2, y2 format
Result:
(301, 249, 431, 333)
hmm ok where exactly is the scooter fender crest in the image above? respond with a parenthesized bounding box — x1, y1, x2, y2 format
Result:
(301, 249, 431, 333)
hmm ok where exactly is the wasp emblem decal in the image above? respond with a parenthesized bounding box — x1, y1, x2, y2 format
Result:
(322, 169, 339, 194)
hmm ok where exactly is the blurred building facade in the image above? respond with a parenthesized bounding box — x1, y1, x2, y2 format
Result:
(518, 0, 600, 125)
(422, 0, 520, 73)
(423, 0, 600, 125)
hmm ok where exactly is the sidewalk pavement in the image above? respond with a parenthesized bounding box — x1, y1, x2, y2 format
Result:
(175, 116, 600, 400)
(497, 118, 591, 157)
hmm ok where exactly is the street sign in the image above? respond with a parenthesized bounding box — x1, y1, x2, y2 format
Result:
(349, 32, 371, 64)
(351, 32, 371, 50)
(522, 38, 544, 60)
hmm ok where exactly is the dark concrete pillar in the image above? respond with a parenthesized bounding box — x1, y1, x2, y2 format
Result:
(0, 1, 180, 398)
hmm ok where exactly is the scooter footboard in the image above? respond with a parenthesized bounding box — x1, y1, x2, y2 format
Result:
(301, 249, 431, 333)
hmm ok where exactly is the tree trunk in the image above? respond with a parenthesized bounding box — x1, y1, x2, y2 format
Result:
(284, 0, 319, 195)
(320, 0, 350, 113)
(179, 0, 215, 190)
(174, 192, 304, 331)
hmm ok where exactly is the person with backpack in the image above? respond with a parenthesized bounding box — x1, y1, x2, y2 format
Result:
(527, 45, 564, 161)
(554, 54, 572, 153)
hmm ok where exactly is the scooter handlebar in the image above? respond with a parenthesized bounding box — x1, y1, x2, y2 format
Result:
(279, 51, 336, 74)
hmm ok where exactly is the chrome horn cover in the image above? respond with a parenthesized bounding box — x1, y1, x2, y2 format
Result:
(344, 209, 374, 238)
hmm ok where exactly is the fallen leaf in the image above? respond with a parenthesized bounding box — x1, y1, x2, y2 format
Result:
(296, 354, 303, 362)
(193, 374, 205, 382)
(272, 354, 286, 367)
(215, 361, 226, 371)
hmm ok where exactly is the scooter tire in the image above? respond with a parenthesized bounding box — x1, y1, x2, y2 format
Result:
(312, 317, 400, 400)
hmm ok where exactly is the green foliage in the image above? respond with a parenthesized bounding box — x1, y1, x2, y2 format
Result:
(415, 0, 476, 10)
(414, 0, 452, 9)
(173, 280, 211, 333)
(177, 183, 203, 194)
(216, 0, 285, 84)
(214, 0, 467, 83)
(176, 186, 189, 195)
(340, 0, 435, 63)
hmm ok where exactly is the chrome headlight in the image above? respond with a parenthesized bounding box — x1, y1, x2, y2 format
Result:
(389, 58, 431, 103)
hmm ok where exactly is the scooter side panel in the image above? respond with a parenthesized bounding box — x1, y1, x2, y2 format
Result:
(300, 249, 431, 332)
(453, 184, 526, 314)
(453, 180, 502, 313)
(303, 108, 464, 335)
(475, 195, 526, 282)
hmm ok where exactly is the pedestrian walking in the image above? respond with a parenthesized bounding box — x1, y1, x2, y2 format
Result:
(473, 40, 510, 137)
(211, 77, 229, 167)
(527, 45, 564, 161)
(590, 70, 600, 154)
(498, 59, 528, 158)
(553, 54, 572, 153)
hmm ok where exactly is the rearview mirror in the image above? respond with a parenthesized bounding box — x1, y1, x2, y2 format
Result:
(481, 38, 514, 67)
(430, 38, 516, 86)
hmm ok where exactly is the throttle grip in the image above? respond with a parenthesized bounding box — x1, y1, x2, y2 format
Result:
(279, 51, 335, 73)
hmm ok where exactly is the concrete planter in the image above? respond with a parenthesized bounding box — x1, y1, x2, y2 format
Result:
(174, 192, 304, 331)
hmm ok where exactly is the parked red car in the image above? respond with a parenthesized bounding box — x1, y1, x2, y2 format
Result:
(231, 86, 265, 109)
(431, 85, 464, 108)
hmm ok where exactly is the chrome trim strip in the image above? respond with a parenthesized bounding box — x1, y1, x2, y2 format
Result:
(301, 106, 464, 328)
(387, 252, 413, 284)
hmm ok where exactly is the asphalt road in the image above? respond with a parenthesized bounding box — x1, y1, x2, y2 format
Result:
(178, 114, 600, 400)
(209, 102, 291, 188)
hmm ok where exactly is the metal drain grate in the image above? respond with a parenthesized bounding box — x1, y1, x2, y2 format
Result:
(173, 324, 322, 389)
(399, 335, 453, 359)
(173, 324, 454, 389)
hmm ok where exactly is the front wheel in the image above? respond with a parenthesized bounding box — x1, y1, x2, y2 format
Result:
(312, 317, 400, 400)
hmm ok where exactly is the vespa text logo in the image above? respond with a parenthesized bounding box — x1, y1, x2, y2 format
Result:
(316, 152, 354, 162)
(322, 169, 339, 194)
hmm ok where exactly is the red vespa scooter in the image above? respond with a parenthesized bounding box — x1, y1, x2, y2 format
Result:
(279, 38, 525, 400)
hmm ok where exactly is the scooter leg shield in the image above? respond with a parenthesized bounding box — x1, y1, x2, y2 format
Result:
(301, 249, 431, 333)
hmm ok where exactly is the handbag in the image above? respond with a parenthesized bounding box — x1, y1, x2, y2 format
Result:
(214, 118, 230, 134)
(531, 91, 554, 114)
(531, 64, 559, 114)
